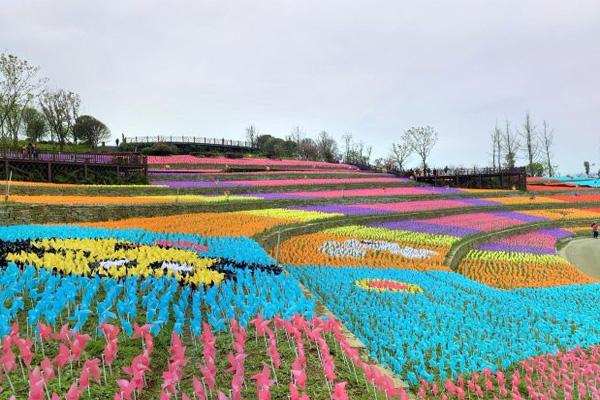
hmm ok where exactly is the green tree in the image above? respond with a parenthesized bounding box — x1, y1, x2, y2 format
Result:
(528, 162, 545, 177)
(72, 115, 110, 148)
(21, 107, 47, 143)
(39, 89, 80, 150)
(0, 52, 46, 147)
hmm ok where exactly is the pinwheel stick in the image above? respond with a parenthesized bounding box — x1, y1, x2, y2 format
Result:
(2, 364, 16, 395)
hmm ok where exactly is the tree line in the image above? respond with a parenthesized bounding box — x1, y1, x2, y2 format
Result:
(489, 113, 557, 177)
(0, 52, 110, 151)
(246, 124, 439, 171)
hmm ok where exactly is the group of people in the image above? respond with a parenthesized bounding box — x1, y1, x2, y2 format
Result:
(20, 142, 39, 159)
(406, 166, 451, 179)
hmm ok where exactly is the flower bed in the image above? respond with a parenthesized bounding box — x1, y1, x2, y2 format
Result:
(290, 266, 600, 386)
(150, 176, 407, 188)
(295, 198, 497, 215)
(248, 186, 466, 200)
(7, 194, 260, 205)
(457, 250, 596, 288)
(475, 228, 573, 254)
(83, 208, 338, 237)
(275, 232, 450, 269)
(148, 155, 357, 169)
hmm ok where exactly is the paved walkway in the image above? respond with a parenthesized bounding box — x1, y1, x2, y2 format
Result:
(559, 238, 600, 279)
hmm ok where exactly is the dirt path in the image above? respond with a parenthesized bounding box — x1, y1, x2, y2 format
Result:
(559, 238, 600, 279)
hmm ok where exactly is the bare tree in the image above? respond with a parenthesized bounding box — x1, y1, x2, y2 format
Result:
(520, 112, 539, 173)
(0, 53, 46, 147)
(541, 120, 555, 176)
(39, 89, 81, 150)
(490, 123, 503, 170)
(404, 126, 438, 170)
(245, 125, 259, 147)
(390, 137, 412, 171)
(341, 133, 352, 163)
(316, 131, 339, 163)
(285, 125, 305, 159)
(297, 137, 319, 160)
(503, 120, 520, 169)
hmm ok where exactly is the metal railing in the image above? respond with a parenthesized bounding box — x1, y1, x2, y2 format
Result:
(1, 150, 147, 166)
(125, 136, 256, 148)
(401, 166, 527, 178)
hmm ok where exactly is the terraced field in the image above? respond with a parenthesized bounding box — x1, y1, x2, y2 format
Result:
(1, 157, 599, 399)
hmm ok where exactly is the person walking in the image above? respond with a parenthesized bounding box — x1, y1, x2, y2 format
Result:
(592, 222, 599, 239)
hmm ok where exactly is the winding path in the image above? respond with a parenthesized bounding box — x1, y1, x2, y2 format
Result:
(559, 237, 600, 279)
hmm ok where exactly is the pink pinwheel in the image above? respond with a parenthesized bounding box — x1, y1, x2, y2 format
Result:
(273, 315, 285, 331)
(217, 392, 229, 400)
(251, 315, 271, 337)
(226, 352, 248, 374)
(169, 333, 186, 365)
(117, 379, 136, 400)
(66, 382, 80, 400)
(251, 364, 275, 400)
(267, 336, 281, 369)
(37, 323, 53, 341)
(290, 383, 300, 400)
(0, 341, 16, 373)
(71, 333, 91, 361)
(133, 323, 152, 340)
(200, 363, 216, 391)
(79, 359, 101, 390)
(99, 322, 120, 341)
(200, 322, 216, 347)
(54, 344, 70, 368)
(28, 367, 45, 400)
(291, 358, 307, 388)
(40, 358, 55, 381)
(16, 337, 33, 366)
(231, 372, 244, 400)
(103, 338, 118, 366)
(332, 382, 349, 400)
(54, 324, 71, 343)
(161, 367, 183, 394)
(192, 376, 207, 400)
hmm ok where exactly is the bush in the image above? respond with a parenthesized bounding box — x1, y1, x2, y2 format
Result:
(149, 143, 178, 155)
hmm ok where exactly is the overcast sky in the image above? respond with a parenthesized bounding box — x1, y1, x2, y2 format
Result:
(2, 0, 599, 173)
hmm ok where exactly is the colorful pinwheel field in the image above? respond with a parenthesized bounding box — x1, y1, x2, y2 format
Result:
(5, 167, 600, 399)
